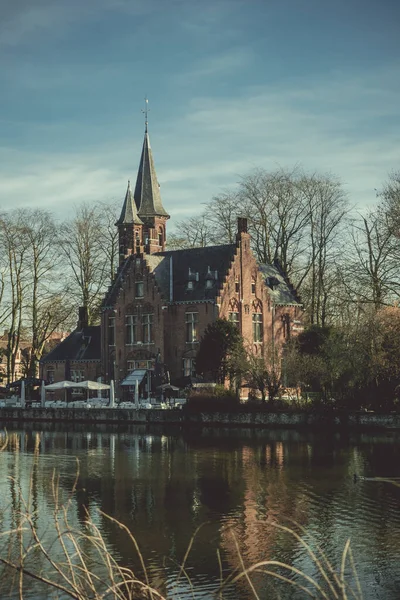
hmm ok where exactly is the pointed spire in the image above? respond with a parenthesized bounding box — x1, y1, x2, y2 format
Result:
(134, 125, 169, 219)
(142, 97, 149, 133)
(116, 180, 144, 225)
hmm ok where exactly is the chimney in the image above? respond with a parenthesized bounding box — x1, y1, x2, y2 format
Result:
(237, 217, 248, 235)
(77, 306, 88, 330)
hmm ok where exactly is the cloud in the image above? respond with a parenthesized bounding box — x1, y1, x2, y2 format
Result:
(0, 64, 398, 227)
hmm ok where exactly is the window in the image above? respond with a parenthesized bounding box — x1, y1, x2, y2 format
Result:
(235, 280, 240, 293)
(252, 313, 263, 342)
(282, 313, 291, 339)
(127, 360, 135, 373)
(187, 280, 194, 291)
(135, 281, 144, 298)
(229, 312, 240, 328)
(158, 228, 163, 247)
(71, 369, 85, 382)
(183, 358, 196, 378)
(205, 278, 213, 289)
(142, 313, 153, 343)
(125, 314, 137, 345)
(128, 359, 153, 371)
(108, 316, 115, 346)
(186, 312, 198, 342)
(46, 368, 55, 384)
(251, 282, 256, 294)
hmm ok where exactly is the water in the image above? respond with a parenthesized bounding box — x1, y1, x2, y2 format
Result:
(0, 425, 400, 599)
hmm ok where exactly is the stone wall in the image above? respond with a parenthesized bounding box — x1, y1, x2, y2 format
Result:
(1, 408, 400, 431)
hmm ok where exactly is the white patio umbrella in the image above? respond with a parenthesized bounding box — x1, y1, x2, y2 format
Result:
(40, 380, 46, 408)
(45, 380, 74, 403)
(134, 379, 139, 409)
(20, 380, 25, 409)
(72, 380, 111, 401)
(109, 380, 115, 408)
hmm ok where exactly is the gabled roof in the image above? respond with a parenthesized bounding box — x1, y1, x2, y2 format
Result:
(146, 244, 237, 302)
(41, 326, 101, 363)
(116, 180, 144, 226)
(134, 129, 169, 218)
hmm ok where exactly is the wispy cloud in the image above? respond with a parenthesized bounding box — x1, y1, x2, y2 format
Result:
(0, 64, 398, 225)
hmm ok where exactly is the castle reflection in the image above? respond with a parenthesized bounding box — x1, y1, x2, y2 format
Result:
(1, 427, 400, 599)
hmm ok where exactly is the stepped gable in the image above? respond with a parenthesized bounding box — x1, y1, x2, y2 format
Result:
(258, 261, 301, 306)
(41, 326, 101, 362)
(146, 244, 237, 302)
(102, 255, 134, 309)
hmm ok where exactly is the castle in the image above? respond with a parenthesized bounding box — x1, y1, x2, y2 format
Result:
(41, 121, 303, 400)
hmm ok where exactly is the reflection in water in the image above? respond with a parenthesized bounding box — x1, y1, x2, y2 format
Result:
(0, 427, 400, 599)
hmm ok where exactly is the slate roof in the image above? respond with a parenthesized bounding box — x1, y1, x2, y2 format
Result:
(101, 245, 301, 309)
(258, 262, 301, 305)
(134, 129, 169, 218)
(116, 181, 143, 225)
(146, 244, 237, 302)
(41, 326, 101, 363)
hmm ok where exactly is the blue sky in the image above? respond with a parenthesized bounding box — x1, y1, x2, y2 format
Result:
(1, 0, 399, 225)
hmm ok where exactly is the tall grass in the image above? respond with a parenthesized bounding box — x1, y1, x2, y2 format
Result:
(0, 431, 363, 599)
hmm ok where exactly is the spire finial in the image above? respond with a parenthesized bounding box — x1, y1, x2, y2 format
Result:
(142, 97, 149, 132)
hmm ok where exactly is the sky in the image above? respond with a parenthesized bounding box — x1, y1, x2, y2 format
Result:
(1, 0, 399, 227)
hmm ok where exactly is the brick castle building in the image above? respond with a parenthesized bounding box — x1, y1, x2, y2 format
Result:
(101, 122, 303, 399)
(42, 120, 303, 399)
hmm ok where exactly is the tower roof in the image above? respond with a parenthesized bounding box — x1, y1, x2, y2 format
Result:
(116, 180, 144, 226)
(134, 128, 169, 219)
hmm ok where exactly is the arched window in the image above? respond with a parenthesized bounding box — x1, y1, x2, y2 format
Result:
(158, 227, 163, 247)
(252, 300, 263, 343)
(228, 299, 240, 328)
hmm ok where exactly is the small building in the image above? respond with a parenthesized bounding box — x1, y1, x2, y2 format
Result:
(40, 308, 101, 397)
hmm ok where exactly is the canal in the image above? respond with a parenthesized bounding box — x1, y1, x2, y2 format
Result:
(0, 425, 399, 599)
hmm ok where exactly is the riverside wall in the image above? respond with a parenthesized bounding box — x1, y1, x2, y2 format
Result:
(0, 408, 400, 431)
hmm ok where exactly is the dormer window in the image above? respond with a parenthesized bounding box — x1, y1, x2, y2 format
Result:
(187, 267, 198, 291)
(266, 276, 279, 290)
(205, 266, 214, 289)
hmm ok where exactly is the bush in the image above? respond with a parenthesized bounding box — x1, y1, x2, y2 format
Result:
(184, 387, 240, 412)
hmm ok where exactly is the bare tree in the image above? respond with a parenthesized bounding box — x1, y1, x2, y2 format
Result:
(341, 208, 400, 311)
(23, 210, 74, 377)
(204, 190, 242, 244)
(299, 173, 349, 325)
(0, 212, 31, 382)
(378, 170, 400, 236)
(239, 167, 311, 279)
(58, 204, 109, 324)
(245, 343, 282, 403)
(97, 200, 120, 281)
(167, 214, 215, 249)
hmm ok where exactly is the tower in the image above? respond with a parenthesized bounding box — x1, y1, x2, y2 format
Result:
(133, 119, 169, 254)
(116, 180, 144, 264)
